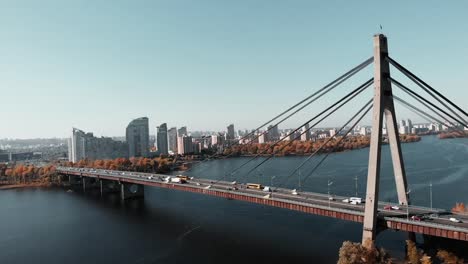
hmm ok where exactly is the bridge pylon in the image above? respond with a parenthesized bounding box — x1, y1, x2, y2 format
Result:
(362, 34, 410, 245)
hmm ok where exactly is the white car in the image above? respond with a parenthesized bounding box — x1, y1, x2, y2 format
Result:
(342, 199, 350, 203)
(147, 176, 153, 180)
(391, 206, 400, 210)
(263, 186, 271, 192)
(195, 182, 201, 186)
(349, 197, 363, 204)
(449, 217, 462, 223)
(291, 189, 298, 195)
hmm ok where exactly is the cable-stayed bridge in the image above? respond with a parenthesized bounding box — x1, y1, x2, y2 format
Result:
(57, 34, 468, 246)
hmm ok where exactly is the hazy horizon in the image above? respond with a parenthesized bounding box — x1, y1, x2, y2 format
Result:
(2, 1, 467, 139)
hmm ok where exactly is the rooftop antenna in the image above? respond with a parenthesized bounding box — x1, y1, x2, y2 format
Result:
(379, 24, 383, 34)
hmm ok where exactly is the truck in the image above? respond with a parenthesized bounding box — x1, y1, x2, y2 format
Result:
(170, 177, 186, 184)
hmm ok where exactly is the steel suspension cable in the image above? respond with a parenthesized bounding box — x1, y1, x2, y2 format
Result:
(185, 57, 373, 173)
(391, 78, 467, 128)
(300, 104, 373, 189)
(393, 96, 466, 134)
(388, 57, 468, 119)
(391, 78, 466, 129)
(273, 99, 373, 192)
(394, 100, 465, 138)
(225, 78, 373, 180)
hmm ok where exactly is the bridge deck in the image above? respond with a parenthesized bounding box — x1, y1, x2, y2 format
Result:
(57, 167, 468, 241)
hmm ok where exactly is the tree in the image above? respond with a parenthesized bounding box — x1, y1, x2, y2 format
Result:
(436, 249, 464, 264)
(406, 240, 422, 264)
(420, 254, 432, 264)
(337, 240, 392, 264)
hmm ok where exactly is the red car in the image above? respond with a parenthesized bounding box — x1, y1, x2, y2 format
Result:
(411, 216, 421, 221)
(384, 205, 392, 210)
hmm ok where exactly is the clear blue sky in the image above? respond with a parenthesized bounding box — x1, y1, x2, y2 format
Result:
(1, 1, 467, 139)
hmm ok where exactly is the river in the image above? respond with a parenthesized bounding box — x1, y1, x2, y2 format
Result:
(0, 135, 467, 263)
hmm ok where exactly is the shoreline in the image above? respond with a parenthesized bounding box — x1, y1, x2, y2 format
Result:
(0, 182, 52, 190)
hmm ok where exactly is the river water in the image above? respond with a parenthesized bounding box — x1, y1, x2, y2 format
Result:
(0, 135, 467, 263)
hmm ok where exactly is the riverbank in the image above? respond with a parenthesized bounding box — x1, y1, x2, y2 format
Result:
(0, 182, 52, 190)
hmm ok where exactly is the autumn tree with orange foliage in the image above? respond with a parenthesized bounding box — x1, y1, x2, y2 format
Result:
(64, 156, 174, 174)
(0, 164, 59, 185)
(452, 203, 467, 213)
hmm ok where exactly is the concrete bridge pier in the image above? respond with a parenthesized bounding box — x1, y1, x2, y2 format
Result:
(120, 183, 144, 200)
(99, 180, 120, 196)
(82, 177, 91, 193)
(68, 175, 82, 186)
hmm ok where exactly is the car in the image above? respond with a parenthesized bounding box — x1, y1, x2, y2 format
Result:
(147, 176, 153, 180)
(342, 199, 350, 203)
(195, 182, 201, 186)
(391, 206, 400, 210)
(384, 205, 392, 210)
(350, 201, 358, 205)
(449, 217, 462, 223)
(291, 189, 298, 195)
(349, 197, 363, 204)
(328, 197, 334, 201)
(411, 216, 421, 221)
(263, 186, 271, 192)
(233, 187, 238, 190)
(429, 213, 439, 218)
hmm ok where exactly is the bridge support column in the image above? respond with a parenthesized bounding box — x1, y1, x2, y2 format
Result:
(68, 175, 81, 186)
(82, 177, 91, 193)
(99, 180, 120, 196)
(120, 183, 144, 200)
(362, 34, 410, 246)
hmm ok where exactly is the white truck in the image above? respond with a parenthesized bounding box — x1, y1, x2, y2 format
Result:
(170, 177, 186, 184)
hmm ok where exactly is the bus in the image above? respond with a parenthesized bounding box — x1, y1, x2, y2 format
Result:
(246, 183, 263, 189)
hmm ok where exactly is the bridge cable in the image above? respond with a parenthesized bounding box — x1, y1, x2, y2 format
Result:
(184, 57, 373, 173)
(394, 99, 466, 139)
(393, 95, 466, 134)
(391, 78, 467, 129)
(388, 57, 468, 120)
(273, 99, 373, 192)
(229, 79, 373, 182)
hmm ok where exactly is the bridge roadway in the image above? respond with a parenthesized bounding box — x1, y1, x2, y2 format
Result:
(57, 167, 468, 241)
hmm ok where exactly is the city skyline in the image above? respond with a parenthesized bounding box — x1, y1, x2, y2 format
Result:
(1, 1, 467, 139)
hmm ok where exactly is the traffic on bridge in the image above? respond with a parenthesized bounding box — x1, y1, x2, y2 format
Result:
(57, 166, 468, 242)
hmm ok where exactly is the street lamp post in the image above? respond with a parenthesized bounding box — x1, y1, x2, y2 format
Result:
(298, 170, 302, 190)
(406, 188, 411, 221)
(429, 180, 433, 210)
(328, 180, 334, 208)
(354, 175, 358, 197)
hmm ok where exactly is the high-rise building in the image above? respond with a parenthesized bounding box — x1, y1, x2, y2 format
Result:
(177, 135, 193, 155)
(329, 128, 337, 138)
(400, 119, 406, 128)
(258, 133, 268, 144)
(211, 134, 224, 146)
(156, 123, 168, 155)
(360, 127, 368, 136)
(68, 128, 128, 163)
(168, 127, 178, 153)
(226, 124, 235, 140)
(126, 117, 149, 158)
(178, 126, 187, 137)
(69, 128, 86, 163)
(407, 119, 413, 132)
(301, 124, 310, 141)
(267, 124, 280, 141)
